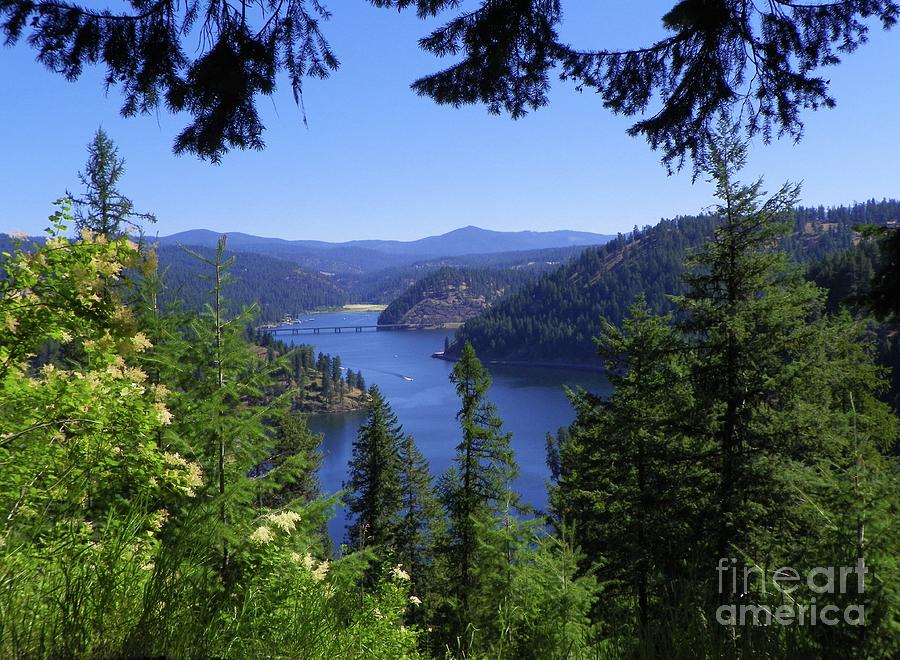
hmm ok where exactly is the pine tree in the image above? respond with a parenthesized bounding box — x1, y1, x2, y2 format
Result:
(177, 236, 286, 580)
(321, 374, 333, 404)
(316, 353, 327, 375)
(437, 342, 519, 644)
(547, 127, 900, 656)
(672, 125, 899, 655)
(673, 125, 818, 568)
(344, 386, 404, 553)
(551, 295, 702, 629)
(497, 533, 599, 658)
(258, 411, 323, 508)
(788, 315, 900, 656)
(67, 128, 155, 238)
(395, 433, 440, 619)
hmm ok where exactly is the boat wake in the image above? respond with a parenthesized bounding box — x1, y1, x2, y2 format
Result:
(358, 366, 416, 382)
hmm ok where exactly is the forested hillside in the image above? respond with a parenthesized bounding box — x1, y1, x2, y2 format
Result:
(5, 144, 898, 659)
(155, 244, 349, 320)
(154, 243, 587, 321)
(255, 335, 369, 414)
(349, 245, 586, 303)
(451, 199, 900, 363)
(2, 234, 589, 322)
(450, 214, 721, 361)
(809, 236, 900, 413)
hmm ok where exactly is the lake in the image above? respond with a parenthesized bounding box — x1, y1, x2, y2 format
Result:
(279, 310, 611, 541)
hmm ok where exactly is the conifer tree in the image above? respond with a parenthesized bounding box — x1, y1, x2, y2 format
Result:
(438, 342, 519, 643)
(177, 237, 287, 579)
(673, 125, 899, 653)
(673, 125, 821, 567)
(551, 296, 702, 629)
(321, 375, 333, 404)
(344, 386, 404, 553)
(497, 533, 599, 658)
(788, 316, 900, 656)
(67, 128, 155, 238)
(317, 353, 330, 376)
(550, 127, 900, 656)
(395, 433, 440, 618)
(258, 411, 323, 508)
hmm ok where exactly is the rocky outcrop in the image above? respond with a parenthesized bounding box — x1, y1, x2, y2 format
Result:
(395, 282, 494, 326)
(378, 266, 524, 327)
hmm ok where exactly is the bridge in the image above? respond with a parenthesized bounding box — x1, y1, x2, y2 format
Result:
(260, 323, 447, 336)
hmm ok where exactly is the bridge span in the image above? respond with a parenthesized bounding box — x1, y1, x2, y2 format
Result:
(260, 323, 450, 336)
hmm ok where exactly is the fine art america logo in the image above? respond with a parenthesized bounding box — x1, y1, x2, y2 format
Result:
(716, 557, 866, 626)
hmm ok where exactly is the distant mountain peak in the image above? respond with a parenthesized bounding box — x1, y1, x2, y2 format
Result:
(156, 225, 615, 262)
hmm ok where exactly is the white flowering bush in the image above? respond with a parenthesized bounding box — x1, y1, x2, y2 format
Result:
(1, 208, 419, 658)
(0, 209, 203, 658)
(197, 510, 423, 658)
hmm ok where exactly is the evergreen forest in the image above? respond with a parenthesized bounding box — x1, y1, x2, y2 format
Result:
(2, 127, 898, 659)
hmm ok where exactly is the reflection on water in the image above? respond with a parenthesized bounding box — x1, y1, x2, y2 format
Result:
(281, 311, 611, 541)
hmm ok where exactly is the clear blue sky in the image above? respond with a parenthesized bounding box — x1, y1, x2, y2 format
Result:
(1, 2, 898, 241)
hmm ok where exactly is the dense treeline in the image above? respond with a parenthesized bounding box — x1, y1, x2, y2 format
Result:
(452, 198, 900, 363)
(335, 133, 900, 657)
(787, 200, 900, 261)
(809, 236, 900, 415)
(377, 265, 539, 325)
(155, 230, 595, 309)
(451, 214, 721, 361)
(544, 135, 900, 656)
(2, 234, 590, 324)
(255, 333, 368, 412)
(2, 132, 898, 658)
(156, 244, 349, 321)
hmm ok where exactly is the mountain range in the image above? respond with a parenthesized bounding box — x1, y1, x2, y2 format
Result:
(155, 226, 614, 272)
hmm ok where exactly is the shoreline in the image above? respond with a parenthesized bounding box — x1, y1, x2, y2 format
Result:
(341, 303, 388, 312)
(431, 352, 603, 373)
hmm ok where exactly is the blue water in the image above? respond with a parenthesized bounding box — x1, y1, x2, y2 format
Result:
(279, 311, 611, 541)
